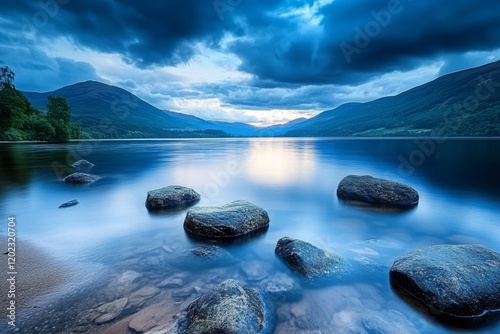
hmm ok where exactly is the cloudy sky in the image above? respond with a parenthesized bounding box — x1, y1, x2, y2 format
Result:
(1, 0, 500, 126)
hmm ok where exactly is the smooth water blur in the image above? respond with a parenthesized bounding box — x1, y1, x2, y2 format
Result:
(1, 138, 500, 333)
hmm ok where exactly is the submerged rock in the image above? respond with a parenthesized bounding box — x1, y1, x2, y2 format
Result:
(241, 260, 270, 282)
(275, 237, 346, 284)
(337, 175, 419, 208)
(168, 245, 235, 269)
(94, 297, 128, 325)
(58, 199, 79, 208)
(183, 200, 270, 238)
(175, 279, 272, 334)
(63, 172, 100, 184)
(390, 244, 500, 324)
(128, 301, 180, 334)
(107, 271, 143, 297)
(72, 159, 95, 171)
(259, 273, 302, 302)
(157, 273, 188, 288)
(128, 286, 161, 309)
(146, 185, 200, 211)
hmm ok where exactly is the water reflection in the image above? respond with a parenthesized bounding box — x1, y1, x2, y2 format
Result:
(245, 139, 316, 186)
(0, 139, 499, 333)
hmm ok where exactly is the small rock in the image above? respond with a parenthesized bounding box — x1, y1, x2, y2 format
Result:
(275, 237, 347, 284)
(63, 172, 100, 184)
(259, 273, 302, 302)
(59, 199, 80, 208)
(72, 159, 95, 171)
(337, 175, 419, 208)
(157, 273, 188, 288)
(94, 297, 128, 325)
(390, 244, 500, 323)
(241, 260, 270, 281)
(71, 325, 90, 333)
(145, 185, 200, 211)
(108, 271, 142, 297)
(184, 200, 270, 238)
(129, 301, 179, 333)
(168, 245, 235, 269)
(128, 286, 161, 309)
(172, 287, 196, 299)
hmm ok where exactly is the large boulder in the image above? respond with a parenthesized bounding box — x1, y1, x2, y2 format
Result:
(390, 244, 500, 324)
(275, 237, 347, 284)
(72, 159, 94, 171)
(337, 175, 419, 208)
(175, 279, 272, 334)
(184, 200, 270, 238)
(146, 185, 200, 211)
(63, 172, 100, 184)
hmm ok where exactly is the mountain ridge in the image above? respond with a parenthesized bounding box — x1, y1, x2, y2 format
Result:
(21, 60, 500, 138)
(286, 60, 500, 137)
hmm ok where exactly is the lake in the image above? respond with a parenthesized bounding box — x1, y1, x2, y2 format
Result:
(1, 138, 500, 333)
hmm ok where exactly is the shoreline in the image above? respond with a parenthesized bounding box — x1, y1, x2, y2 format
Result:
(1, 136, 500, 145)
(0, 237, 72, 316)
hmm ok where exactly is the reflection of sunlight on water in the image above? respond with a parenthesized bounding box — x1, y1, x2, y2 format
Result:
(245, 139, 316, 186)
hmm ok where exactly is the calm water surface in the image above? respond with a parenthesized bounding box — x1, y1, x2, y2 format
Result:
(0, 138, 499, 333)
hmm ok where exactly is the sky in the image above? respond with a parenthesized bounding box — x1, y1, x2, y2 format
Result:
(1, 0, 500, 126)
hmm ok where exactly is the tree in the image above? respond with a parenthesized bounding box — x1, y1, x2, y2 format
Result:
(47, 96, 71, 143)
(0, 66, 15, 89)
(0, 84, 29, 134)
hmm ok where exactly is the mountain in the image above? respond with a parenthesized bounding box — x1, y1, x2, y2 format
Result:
(287, 61, 500, 137)
(22, 60, 500, 139)
(22, 81, 256, 138)
(22, 80, 310, 138)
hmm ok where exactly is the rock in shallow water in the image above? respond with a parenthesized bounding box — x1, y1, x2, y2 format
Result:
(183, 200, 270, 238)
(146, 185, 200, 211)
(337, 175, 419, 208)
(72, 159, 94, 171)
(58, 199, 79, 208)
(390, 244, 500, 323)
(94, 297, 128, 325)
(275, 237, 347, 284)
(168, 245, 235, 269)
(175, 279, 272, 334)
(63, 172, 100, 184)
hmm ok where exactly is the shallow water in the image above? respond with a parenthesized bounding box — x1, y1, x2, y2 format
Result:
(1, 138, 500, 333)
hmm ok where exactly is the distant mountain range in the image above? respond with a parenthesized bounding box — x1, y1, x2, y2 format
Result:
(22, 81, 262, 138)
(22, 60, 500, 138)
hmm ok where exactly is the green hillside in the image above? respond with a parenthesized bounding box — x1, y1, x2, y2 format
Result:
(287, 61, 500, 137)
(22, 81, 229, 138)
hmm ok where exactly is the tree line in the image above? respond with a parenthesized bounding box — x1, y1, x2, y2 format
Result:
(0, 66, 88, 142)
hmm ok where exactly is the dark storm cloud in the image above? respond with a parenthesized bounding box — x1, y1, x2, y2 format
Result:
(231, 0, 500, 84)
(1, 0, 263, 67)
(0, 23, 101, 92)
(2, 0, 499, 87)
